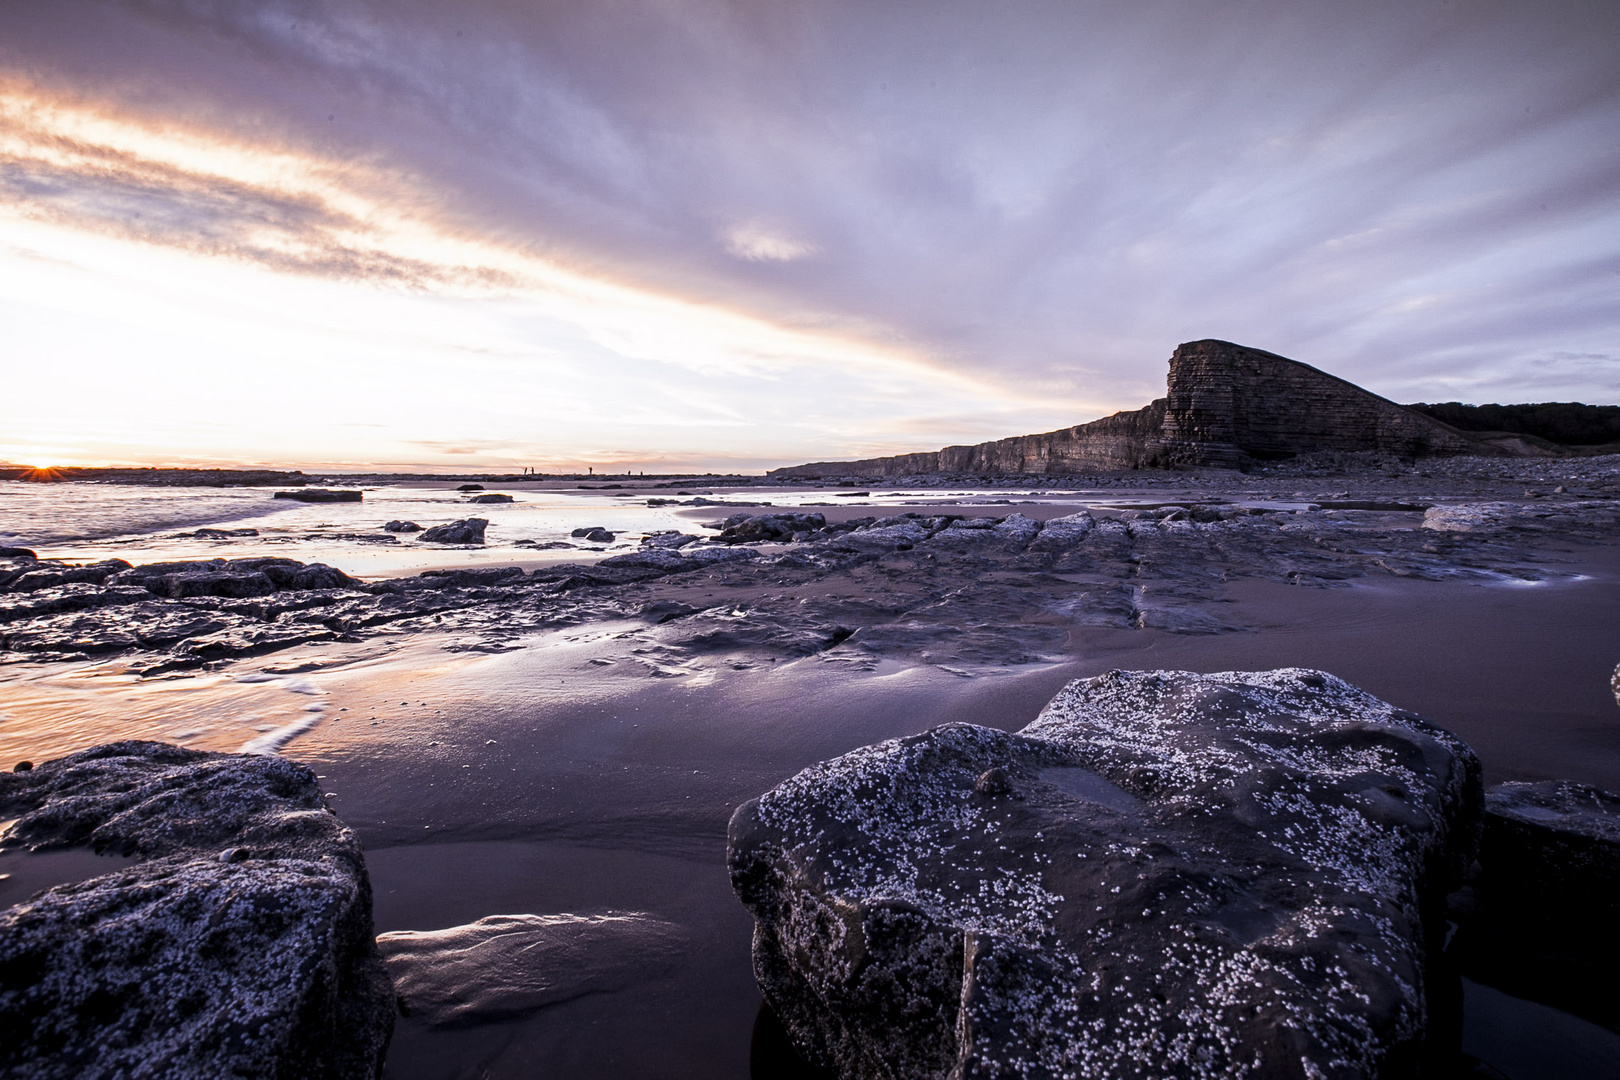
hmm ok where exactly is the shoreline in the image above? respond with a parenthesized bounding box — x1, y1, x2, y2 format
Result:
(1, 458, 1618, 1077)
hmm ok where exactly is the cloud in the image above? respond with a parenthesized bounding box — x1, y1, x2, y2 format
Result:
(0, 0, 1618, 475)
(723, 221, 817, 262)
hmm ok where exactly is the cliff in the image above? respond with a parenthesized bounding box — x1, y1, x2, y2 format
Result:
(771, 339, 1521, 477)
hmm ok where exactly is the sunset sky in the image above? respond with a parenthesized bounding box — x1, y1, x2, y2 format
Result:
(2, 1, 1617, 472)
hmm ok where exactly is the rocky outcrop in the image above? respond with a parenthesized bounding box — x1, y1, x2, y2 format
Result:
(0, 741, 393, 1079)
(418, 518, 488, 544)
(770, 340, 1504, 476)
(717, 512, 827, 543)
(729, 668, 1482, 1079)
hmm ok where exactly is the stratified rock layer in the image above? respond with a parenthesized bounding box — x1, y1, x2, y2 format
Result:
(770, 340, 1493, 476)
(0, 742, 393, 1079)
(728, 669, 1482, 1079)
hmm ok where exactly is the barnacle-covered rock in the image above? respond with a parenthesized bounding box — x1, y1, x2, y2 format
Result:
(728, 668, 1482, 1079)
(0, 741, 393, 1079)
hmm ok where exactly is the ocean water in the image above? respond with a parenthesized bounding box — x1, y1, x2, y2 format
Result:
(0, 480, 1170, 578)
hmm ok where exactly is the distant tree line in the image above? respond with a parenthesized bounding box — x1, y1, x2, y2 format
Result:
(1405, 401, 1620, 446)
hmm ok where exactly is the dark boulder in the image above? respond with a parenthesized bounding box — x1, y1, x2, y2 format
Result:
(456, 484, 485, 491)
(0, 741, 393, 1078)
(383, 520, 422, 533)
(286, 563, 362, 590)
(1449, 781, 1620, 1032)
(160, 570, 277, 599)
(0, 547, 37, 559)
(7, 560, 132, 592)
(719, 513, 826, 543)
(467, 493, 514, 504)
(570, 526, 608, 537)
(729, 668, 1481, 1079)
(419, 519, 488, 545)
(273, 489, 363, 503)
(103, 558, 361, 597)
(642, 531, 699, 550)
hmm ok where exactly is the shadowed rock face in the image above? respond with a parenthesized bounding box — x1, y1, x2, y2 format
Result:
(0, 742, 394, 1079)
(1448, 780, 1620, 1033)
(770, 340, 1500, 477)
(728, 669, 1482, 1079)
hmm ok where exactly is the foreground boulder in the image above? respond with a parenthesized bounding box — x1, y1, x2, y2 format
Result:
(0, 742, 393, 1079)
(729, 668, 1481, 1079)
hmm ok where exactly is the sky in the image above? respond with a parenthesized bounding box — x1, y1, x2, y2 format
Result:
(1, 0, 1617, 473)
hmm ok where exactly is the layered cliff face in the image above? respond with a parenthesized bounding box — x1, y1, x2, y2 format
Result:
(771, 340, 1496, 477)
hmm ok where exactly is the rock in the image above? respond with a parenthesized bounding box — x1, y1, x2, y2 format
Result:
(417, 567, 526, 588)
(0, 547, 38, 559)
(719, 513, 827, 543)
(7, 560, 132, 592)
(1027, 511, 1095, 552)
(273, 489, 363, 503)
(729, 668, 1481, 1079)
(184, 528, 259, 539)
(0, 741, 393, 1078)
(1422, 504, 1514, 532)
(159, 569, 278, 599)
(641, 531, 700, 550)
(285, 563, 361, 590)
(419, 519, 488, 544)
(682, 546, 762, 566)
(101, 558, 359, 597)
(599, 550, 692, 572)
(456, 484, 484, 491)
(768, 339, 1494, 476)
(383, 520, 422, 533)
(1449, 781, 1620, 1032)
(570, 526, 607, 537)
(583, 529, 616, 543)
(377, 912, 683, 1027)
(467, 493, 514, 504)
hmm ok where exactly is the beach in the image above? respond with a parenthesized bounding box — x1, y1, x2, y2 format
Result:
(2, 459, 1618, 1077)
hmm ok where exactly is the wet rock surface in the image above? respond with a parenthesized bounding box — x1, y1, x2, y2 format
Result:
(377, 912, 683, 1028)
(728, 668, 1482, 1079)
(1448, 781, 1620, 1033)
(0, 741, 393, 1079)
(417, 518, 488, 544)
(1, 463, 1617, 673)
(274, 488, 364, 503)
